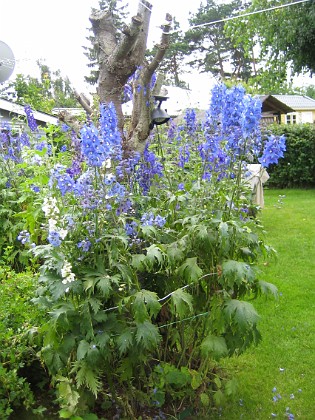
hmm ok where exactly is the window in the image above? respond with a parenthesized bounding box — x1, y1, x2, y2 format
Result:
(286, 113, 297, 124)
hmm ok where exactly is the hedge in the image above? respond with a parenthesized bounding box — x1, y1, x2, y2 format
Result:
(266, 124, 315, 188)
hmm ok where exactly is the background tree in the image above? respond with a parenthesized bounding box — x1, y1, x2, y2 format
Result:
(146, 18, 190, 88)
(185, 0, 252, 82)
(225, 0, 315, 91)
(0, 61, 78, 113)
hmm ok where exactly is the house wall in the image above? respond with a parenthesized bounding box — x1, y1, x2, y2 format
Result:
(280, 110, 315, 124)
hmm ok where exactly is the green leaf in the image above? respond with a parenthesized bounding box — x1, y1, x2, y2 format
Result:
(133, 289, 161, 319)
(171, 288, 193, 318)
(190, 370, 202, 390)
(94, 332, 110, 349)
(224, 299, 260, 330)
(225, 377, 238, 397)
(145, 244, 164, 268)
(222, 260, 255, 286)
(135, 320, 161, 349)
(58, 409, 73, 418)
(166, 244, 184, 265)
(213, 389, 225, 406)
(74, 361, 101, 397)
(257, 280, 278, 298)
(82, 414, 99, 420)
(88, 297, 101, 314)
(131, 254, 146, 270)
(200, 392, 210, 407)
(201, 334, 228, 360)
(77, 340, 90, 361)
(177, 257, 203, 283)
(95, 275, 112, 297)
(116, 329, 134, 355)
(83, 277, 98, 293)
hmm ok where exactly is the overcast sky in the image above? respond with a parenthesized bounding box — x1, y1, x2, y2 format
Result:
(0, 0, 212, 95)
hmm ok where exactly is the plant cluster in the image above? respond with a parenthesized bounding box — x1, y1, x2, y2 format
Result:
(0, 84, 285, 418)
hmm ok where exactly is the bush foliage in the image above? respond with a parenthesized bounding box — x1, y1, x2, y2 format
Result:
(266, 124, 315, 188)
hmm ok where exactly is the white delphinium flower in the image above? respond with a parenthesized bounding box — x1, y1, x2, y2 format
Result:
(61, 260, 76, 284)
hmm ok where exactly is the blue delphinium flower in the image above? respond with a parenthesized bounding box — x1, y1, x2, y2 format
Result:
(80, 123, 105, 167)
(48, 231, 62, 247)
(178, 144, 190, 168)
(136, 143, 163, 194)
(31, 185, 40, 193)
(17, 230, 31, 245)
(167, 119, 177, 140)
(49, 164, 75, 196)
(259, 134, 286, 167)
(125, 221, 138, 236)
(99, 102, 122, 161)
(141, 213, 166, 228)
(35, 141, 47, 152)
(61, 123, 70, 132)
(184, 108, 197, 135)
(154, 215, 166, 228)
(141, 212, 155, 226)
(208, 83, 227, 124)
(77, 239, 92, 252)
(20, 132, 30, 147)
(81, 103, 121, 167)
(24, 105, 38, 132)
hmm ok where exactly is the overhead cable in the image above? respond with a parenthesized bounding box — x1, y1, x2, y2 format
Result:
(170, 0, 311, 33)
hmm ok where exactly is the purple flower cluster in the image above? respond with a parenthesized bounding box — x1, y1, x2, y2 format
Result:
(77, 239, 92, 252)
(178, 144, 190, 168)
(184, 108, 197, 135)
(0, 125, 22, 162)
(17, 230, 31, 244)
(49, 164, 75, 196)
(80, 103, 121, 167)
(48, 231, 62, 247)
(136, 143, 164, 194)
(24, 105, 38, 132)
(141, 212, 166, 228)
(99, 102, 122, 161)
(116, 152, 141, 181)
(258, 134, 286, 167)
(125, 220, 138, 237)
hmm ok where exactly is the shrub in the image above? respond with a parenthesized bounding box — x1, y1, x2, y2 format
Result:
(266, 124, 315, 188)
(1, 85, 284, 418)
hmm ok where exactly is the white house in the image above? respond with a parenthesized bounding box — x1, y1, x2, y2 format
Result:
(273, 95, 315, 124)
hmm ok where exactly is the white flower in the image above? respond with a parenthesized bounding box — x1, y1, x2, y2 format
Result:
(42, 197, 60, 217)
(48, 218, 58, 231)
(59, 229, 68, 240)
(61, 261, 76, 284)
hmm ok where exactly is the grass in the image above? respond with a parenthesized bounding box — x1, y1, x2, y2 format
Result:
(218, 189, 315, 419)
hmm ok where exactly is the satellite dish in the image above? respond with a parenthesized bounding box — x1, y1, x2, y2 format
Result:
(0, 41, 15, 83)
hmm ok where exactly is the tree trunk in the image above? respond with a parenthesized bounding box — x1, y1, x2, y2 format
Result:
(90, 0, 172, 154)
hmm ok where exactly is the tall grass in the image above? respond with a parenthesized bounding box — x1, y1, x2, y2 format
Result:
(219, 189, 315, 419)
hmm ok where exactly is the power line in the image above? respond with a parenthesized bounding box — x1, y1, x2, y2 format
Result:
(170, 0, 311, 34)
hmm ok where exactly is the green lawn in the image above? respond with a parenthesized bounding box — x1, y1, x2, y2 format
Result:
(219, 189, 315, 419)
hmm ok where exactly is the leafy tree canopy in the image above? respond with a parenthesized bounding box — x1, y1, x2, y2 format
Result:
(146, 19, 190, 88)
(225, 0, 315, 84)
(184, 0, 252, 82)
